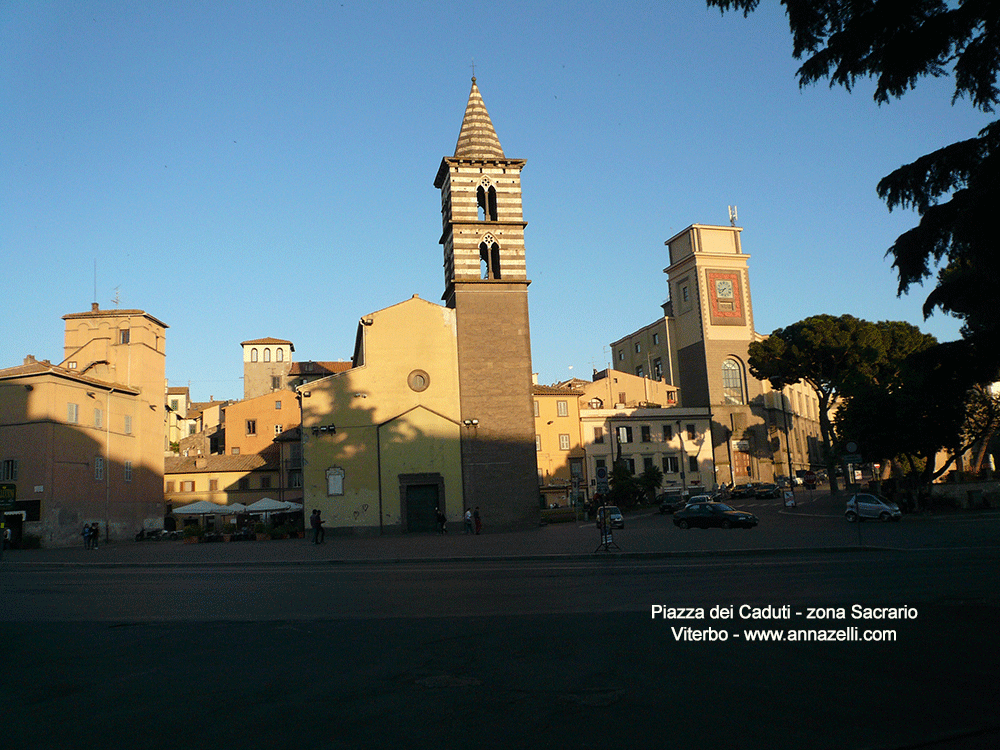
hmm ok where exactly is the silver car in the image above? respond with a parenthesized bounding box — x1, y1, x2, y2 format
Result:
(845, 493, 901, 522)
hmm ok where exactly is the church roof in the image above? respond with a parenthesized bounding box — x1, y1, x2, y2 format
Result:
(454, 77, 505, 159)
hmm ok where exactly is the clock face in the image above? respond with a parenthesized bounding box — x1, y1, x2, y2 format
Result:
(715, 279, 734, 299)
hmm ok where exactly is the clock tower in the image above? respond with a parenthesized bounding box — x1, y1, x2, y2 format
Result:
(434, 78, 539, 527)
(663, 224, 769, 484)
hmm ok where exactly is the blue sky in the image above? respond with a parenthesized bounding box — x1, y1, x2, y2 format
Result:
(3, 1, 993, 402)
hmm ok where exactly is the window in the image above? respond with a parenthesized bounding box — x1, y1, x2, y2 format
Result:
(189, 424, 196, 435)
(653, 358, 663, 381)
(290, 470, 303, 489)
(165, 481, 175, 493)
(682, 285, 690, 302)
(170, 399, 179, 411)
(689, 456, 699, 473)
(209, 479, 218, 491)
(641, 426, 651, 443)
(479, 236, 501, 279)
(326, 466, 345, 496)
(124, 415, 132, 435)
(635, 365, 644, 378)
(477, 182, 498, 221)
(663, 425, 673, 441)
(238, 477, 250, 490)
(595, 458, 607, 472)
(124, 461, 133, 482)
(275, 400, 282, 410)
(559, 434, 570, 451)
(663, 456, 679, 473)
(272, 375, 281, 390)
(617, 426, 633, 443)
(68, 403, 79, 423)
(687, 424, 696, 440)
(535, 435, 541, 451)
(643, 456, 654, 472)
(119, 329, 130, 344)
(181, 480, 195, 492)
(261, 476, 272, 490)
(533, 401, 539, 417)
(263, 348, 271, 363)
(618, 351, 624, 361)
(625, 458, 636, 474)
(635, 342, 641, 353)
(94, 456, 104, 481)
(653, 333, 660, 345)
(246, 420, 257, 436)
(273, 424, 282, 437)
(67, 361, 77, 369)
(277, 348, 284, 362)
(251, 348, 259, 362)
(1, 459, 17, 481)
(231, 447, 240, 455)
(594, 427, 604, 444)
(722, 359, 745, 405)
(557, 400, 568, 417)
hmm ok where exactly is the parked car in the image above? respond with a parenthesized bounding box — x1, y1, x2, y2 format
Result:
(596, 505, 624, 529)
(754, 483, 781, 499)
(729, 483, 758, 499)
(673, 502, 759, 529)
(845, 494, 901, 522)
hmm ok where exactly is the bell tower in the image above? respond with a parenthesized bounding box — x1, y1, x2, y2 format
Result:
(434, 78, 538, 527)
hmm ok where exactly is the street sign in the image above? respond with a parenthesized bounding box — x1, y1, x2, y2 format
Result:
(843, 454, 862, 463)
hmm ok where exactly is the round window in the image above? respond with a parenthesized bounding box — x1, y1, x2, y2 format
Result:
(408, 370, 430, 392)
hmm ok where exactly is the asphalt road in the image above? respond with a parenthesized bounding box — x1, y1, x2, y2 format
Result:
(1, 499, 998, 750)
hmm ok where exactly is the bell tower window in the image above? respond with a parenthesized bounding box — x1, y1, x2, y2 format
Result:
(479, 234, 501, 279)
(477, 180, 498, 221)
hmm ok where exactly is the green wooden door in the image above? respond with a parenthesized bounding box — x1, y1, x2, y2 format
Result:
(405, 484, 439, 532)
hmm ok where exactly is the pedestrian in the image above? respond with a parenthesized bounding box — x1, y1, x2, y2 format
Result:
(464, 508, 472, 534)
(90, 522, 100, 549)
(436, 507, 447, 534)
(473, 506, 481, 535)
(82, 523, 92, 550)
(310, 509, 325, 544)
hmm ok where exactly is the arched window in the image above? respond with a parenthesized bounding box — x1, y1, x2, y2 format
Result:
(263, 348, 271, 363)
(477, 181, 498, 221)
(276, 348, 284, 362)
(722, 359, 745, 405)
(251, 348, 259, 363)
(479, 234, 501, 279)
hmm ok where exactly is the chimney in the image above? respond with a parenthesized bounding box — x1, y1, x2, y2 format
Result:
(24, 355, 36, 365)
(91, 302, 99, 312)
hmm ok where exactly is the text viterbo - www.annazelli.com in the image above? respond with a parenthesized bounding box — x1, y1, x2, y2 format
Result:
(652, 604, 916, 643)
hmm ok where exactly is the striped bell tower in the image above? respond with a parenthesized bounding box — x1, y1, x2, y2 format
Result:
(434, 78, 539, 527)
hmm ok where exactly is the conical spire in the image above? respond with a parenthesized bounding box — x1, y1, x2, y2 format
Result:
(454, 77, 505, 159)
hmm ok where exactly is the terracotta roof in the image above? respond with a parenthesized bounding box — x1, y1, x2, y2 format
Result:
(532, 384, 583, 396)
(0, 358, 139, 393)
(165, 454, 274, 474)
(288, 361, 352, 376)
(454, 77, 505, 159)
(62, 306, 168, 328)
(241, 337, 294, 349)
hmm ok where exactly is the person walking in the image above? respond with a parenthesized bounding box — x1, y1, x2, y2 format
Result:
(82, 523, 92, 550)
(90, 522, 100, 549)
(473, 506, 482, 535)
(464, 508, 472, 534)
(436, 507, 447, 534)
(310, 509, 325, 544)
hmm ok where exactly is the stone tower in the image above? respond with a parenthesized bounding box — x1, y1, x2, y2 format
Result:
(241, 337, 295, 399)
(434, 78, 539, 526)
(663, 224, 771, 483)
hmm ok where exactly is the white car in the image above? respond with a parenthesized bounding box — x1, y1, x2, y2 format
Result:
(845, 494, 901, 522)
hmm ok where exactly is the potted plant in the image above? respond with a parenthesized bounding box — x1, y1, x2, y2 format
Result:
(222, 522, 236, 542)
(254, 522, 268, 541)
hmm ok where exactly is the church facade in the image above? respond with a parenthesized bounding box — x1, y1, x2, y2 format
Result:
(298, 79, 539, 533)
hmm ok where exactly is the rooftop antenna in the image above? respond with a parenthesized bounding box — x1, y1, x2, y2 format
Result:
(93, 259, 98, 305)
(112, 286, 121, 308)
(728, 205, 738, 227)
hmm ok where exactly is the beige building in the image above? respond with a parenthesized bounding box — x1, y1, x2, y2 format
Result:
(223, 390, 301, 458)
(533, 384, 587, 507)
(0, 304, 167, 546)
(164, 453, 280, 519)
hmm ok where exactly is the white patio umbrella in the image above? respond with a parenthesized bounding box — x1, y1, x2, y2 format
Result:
(245, 497, 295, 523)
(224, 503, 249, 515)
(173, 500, 229, 516)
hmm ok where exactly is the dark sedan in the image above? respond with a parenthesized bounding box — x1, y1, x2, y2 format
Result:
(754, 483, 781, 499)
(673, 502, 759, 529)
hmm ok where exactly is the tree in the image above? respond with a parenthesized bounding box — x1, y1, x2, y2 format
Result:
(607, 460, 641, 508)
(708, 0, 1000, 372)
(748, 314, 936, 490)
(637, 464, 664, 503)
